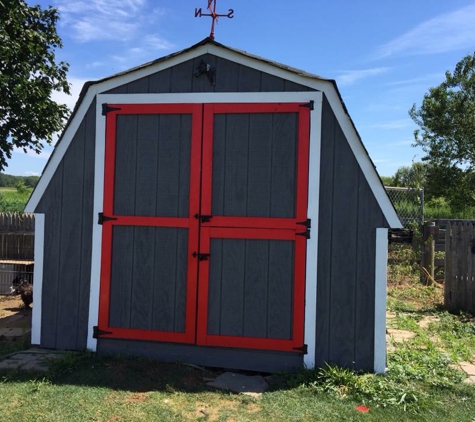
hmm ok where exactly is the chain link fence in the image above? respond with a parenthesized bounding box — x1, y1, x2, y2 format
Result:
(385, 187, 424, 283)
(385, 187, 424, 229)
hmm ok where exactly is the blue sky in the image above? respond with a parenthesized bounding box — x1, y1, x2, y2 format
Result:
(7, 0, 475, 177)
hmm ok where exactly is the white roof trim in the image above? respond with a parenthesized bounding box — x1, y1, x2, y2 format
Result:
(25, 86, 98, 212)
(321, 88, 402, 228)
(26, 41, 401, 228)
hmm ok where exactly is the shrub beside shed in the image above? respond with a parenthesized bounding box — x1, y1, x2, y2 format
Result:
(26, 38, 401, 373)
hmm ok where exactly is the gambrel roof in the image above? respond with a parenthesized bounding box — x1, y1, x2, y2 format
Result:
(26, 37, 401, 228)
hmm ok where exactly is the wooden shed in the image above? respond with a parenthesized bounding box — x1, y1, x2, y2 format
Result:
(25, 38, 401, 373)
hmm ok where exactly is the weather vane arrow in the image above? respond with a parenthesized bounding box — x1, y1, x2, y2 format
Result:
(195, 0, 234, 40)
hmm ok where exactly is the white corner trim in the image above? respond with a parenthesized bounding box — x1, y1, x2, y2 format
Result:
(374, 228, 388, 373)
(31, 213, 45, 345)
(303, 95, 323, 369)
(86, 103, 106, 351)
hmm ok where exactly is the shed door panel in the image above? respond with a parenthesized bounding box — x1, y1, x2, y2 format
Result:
(98, 104, 201, 344)
(114, 114, 191, 217)
(211, 113, 297, 218)
(206, 238, 294, 339)
(197, 103, 309, 352)
(109, 226, 188, 333)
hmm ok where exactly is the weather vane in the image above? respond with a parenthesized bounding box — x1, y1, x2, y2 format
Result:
(195, 0, 234, 40)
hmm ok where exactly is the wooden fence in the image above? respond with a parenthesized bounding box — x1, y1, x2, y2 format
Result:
(0, 213, 35, 294)
(0, 213, 35, 260)
(421, 219, 475, 283)
(444, 222, 475, 314)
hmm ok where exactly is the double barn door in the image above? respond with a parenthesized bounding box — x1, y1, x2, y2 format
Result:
(98, 102, 310, 352)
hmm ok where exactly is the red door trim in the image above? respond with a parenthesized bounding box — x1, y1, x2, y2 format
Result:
(98, 102, 310, 352)
(98, 103, 202, 344)
(196, 227, 306, 352)
(197, 103, 310, 353)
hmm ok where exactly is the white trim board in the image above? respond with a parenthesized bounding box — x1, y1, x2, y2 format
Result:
(319, 89, 401, 229)
(374, 228, 389, 373)
(25, 88, 98, 212)
(86, 98, 107, 352)
(303, 94, 323, 369)
(31, 213, 45, 346)
(97, 92, 321, 104)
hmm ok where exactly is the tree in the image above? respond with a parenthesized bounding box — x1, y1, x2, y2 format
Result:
(393, 162, 427, 189)
(380, 175, 395, 186)
(0, 0, 70, 170)
(409, 52, 475, 211)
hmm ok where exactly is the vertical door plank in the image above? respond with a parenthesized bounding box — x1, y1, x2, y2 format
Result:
(135, 115, 159, 216)
(114, 115, 138, 216)
(267, 240, 294, 339)
(243, 239, 269, 337)
(130, 227, 155, 330)
(109, 226, 134, 328)
(247, 115, 273, 217)
(270, 113, 297, 218)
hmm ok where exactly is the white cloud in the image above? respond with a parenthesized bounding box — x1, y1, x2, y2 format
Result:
(385, 73, 442, 87)
(374, 4, 475, 58)
(25, 171, 41, 177)
(86, 61, 107, 69)
(51, 77, 88, 112)
(337, 67, 390, 86)
(12, 147, 51, 160)
(109, 34, 174, 69)
(58, 0, 167, 43)
(371, 119, 412, 130)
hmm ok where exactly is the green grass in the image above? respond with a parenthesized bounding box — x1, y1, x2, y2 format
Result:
(0, 342, 28, 358)
(1, 301, 475, 422)
(0, 348, 473, 421)
(1, 246, 474, 421)
(0, 186, 32, 212)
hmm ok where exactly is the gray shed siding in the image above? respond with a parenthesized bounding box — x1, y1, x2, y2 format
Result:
(33, 48, 392, 373)
(207, 238, 295, 339)
(98, 339, 302, 373)
(105, 54, 314, 94)
(315, 95, 388, 371)
(211, 112, 298, 218)
(34, 101, 96, 350)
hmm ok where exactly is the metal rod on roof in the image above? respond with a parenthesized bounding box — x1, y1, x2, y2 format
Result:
(194, 0, 234, 40)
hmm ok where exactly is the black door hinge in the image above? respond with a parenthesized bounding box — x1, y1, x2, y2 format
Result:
(102, 103, 121, 115)
(98, 212, 118, 225)
(300, 101, 314, 110)
(192, 252, 210, 261)
(293, 344, 308, 354)
(296, 229, 311, 239)
(93, 326, 113, 338)
(296, 218, 311, 238)
(194, 213, 212, 223)
(297, 218, 311, 228)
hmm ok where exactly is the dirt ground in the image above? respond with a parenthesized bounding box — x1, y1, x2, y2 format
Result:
(0, 295, 31, 330)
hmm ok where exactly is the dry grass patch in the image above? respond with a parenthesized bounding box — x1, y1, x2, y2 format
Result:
(125, 392, 150, 403)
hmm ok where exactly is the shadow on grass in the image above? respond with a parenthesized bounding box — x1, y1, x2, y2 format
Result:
(0, 350, 245, 394)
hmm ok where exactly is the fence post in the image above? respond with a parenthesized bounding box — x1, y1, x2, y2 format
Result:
(423, 221, 436, 284)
